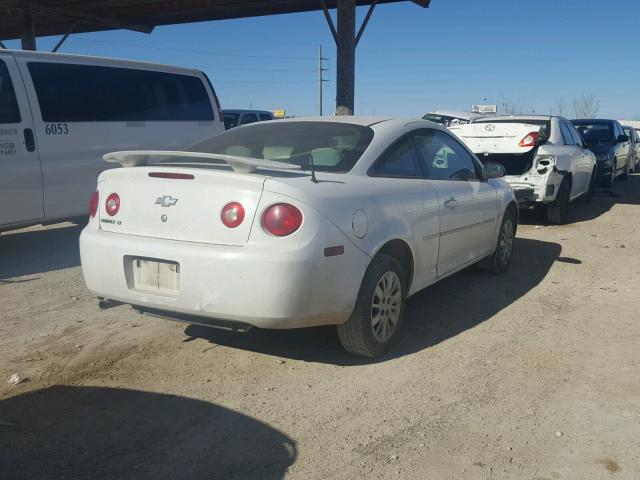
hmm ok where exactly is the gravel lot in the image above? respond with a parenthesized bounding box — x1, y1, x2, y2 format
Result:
(1, 176, 639, 480)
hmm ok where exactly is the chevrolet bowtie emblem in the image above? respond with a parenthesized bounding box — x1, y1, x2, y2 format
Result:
(155, 196, 178, 207)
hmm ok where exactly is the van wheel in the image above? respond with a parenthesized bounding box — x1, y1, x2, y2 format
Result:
(476, 206, 516, 274)
(338, 254, 406, 358)
(546, 175, 570, 224)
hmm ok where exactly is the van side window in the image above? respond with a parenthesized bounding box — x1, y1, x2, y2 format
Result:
(0, 60, 20, 123)
(27, 62, 214, 122)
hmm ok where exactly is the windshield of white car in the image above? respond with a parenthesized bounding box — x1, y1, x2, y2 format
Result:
(182, 122, 375, 173)
(573, 123, 613, 145)
(472, 118, 551, 141)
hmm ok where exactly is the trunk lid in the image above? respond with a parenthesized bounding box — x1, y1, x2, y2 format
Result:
(452, 123, 542, 154)
(98, 166, 265, 246)
(452, 123, 543, 176)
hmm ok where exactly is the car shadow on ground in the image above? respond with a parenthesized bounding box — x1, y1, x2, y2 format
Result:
(185, 237, 564, 366)
(519, 173, 640, 226)
(0, 385, 296, 480)
(0, 222, 83, 280)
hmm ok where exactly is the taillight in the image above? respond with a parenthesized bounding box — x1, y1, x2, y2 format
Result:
(221, 202, 245, 228)
(262, 204, 303, 236)
(89, 191, 99, 218)
(105, 193, 120, 216)
(518, 131, 539, 147)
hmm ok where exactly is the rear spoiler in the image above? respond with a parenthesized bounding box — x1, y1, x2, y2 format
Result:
(103, 150, 301, 174)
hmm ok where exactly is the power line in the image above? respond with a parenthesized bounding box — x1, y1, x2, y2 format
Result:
(71, 37, 317, 61)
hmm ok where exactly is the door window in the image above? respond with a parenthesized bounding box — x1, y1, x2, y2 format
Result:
(559, 122, 575, 145)
(0, 60, 20, 123)
(240, 113, 258, 125)
(259, 114, 272, 121)
(412, 129, 479, 181)
(369, 136, 423, 177)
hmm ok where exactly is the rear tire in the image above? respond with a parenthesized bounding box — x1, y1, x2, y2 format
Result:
(338, 254, 406, 358)
(578, 168, 597, 204)
(546, 174, 571, 224)
(621, 160, 630, 180)
(476, 206, 516, 274)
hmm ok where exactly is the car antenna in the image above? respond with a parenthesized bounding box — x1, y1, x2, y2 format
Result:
(309, 154, 318, 183)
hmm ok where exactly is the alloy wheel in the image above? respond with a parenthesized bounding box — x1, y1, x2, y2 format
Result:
(370, 271, 402, 343)
(499, 217, 514, 265)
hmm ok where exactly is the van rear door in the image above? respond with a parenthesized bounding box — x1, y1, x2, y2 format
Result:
(0, 53, 43, 228)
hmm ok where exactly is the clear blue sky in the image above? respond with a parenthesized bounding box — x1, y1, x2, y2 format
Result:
(3, 0, 640, 118)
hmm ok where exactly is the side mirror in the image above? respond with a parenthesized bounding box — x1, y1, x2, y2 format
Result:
(617, 134, 629, 143)
(482, 162, 506, 179)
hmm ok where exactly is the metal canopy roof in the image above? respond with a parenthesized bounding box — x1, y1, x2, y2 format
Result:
(0, 0, 429, 41)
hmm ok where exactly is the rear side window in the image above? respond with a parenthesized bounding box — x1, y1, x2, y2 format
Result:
(28, 62, 214, 122)
(370, 136, 423, 177)
(0, 60, 20, 123)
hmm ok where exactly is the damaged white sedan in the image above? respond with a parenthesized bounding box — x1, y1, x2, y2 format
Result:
(80, 117, 517, 357)
(452, 115, 597, 224)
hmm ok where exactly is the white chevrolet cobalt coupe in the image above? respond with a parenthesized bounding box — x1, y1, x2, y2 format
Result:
(80, 117, 517, 357)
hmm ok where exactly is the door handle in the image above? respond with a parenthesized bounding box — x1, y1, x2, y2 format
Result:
(23, 128, 35, 152)
(444, 197, 457, 209)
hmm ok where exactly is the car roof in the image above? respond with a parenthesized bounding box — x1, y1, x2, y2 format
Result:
(275, 116, 394, 127)
(424, 110, 482, 120)
(223, 109, 273, 115)
(571, 119, 617, 124)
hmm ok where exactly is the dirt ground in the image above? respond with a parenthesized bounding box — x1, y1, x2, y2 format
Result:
(1, 176, 639, 480)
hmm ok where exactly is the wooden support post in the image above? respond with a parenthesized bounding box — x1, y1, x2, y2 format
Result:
(21, 9, 36, 51)
(335, 0, 355, 116)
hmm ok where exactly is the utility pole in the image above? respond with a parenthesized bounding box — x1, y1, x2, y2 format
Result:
(317, 45, 328, 116)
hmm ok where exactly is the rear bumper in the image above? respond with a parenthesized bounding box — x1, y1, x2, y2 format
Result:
(80, 226, 370, 329)
(506, 170, 563, 205)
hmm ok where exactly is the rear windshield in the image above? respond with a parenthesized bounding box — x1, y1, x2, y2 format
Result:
(572, 122, 613, 143)
(184, 121, 374, 173)
(473, 118, 551, 141)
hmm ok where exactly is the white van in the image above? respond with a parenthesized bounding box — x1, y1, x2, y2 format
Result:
(0, 50, 224, 232)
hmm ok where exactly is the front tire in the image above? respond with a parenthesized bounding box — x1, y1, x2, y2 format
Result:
(338, 254, 406, 357)
(603, 163, 616, 188)
(546, 175, 571, 224)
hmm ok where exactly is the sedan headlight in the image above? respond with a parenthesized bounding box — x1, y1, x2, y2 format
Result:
(535, 155, 555, 174)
